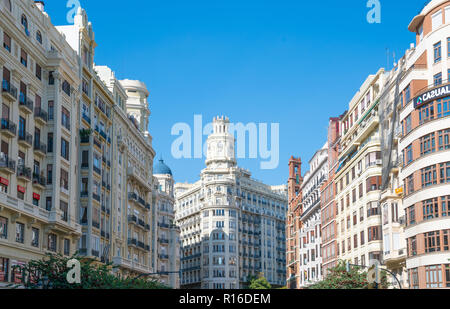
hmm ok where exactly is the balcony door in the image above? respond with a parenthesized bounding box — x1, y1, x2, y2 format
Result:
(19, 116, 25, 138)
(1, 141, 8, 160)
(2, 67, 10, 84)
(2, 104, 9, 125)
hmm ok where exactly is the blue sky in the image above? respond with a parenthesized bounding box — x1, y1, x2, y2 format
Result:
(46, 0, 425, 185)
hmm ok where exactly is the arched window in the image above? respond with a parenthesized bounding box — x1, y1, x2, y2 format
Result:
(21, 14, 29, 36)
(3, 0, 11, 11)
(36, 30, 42, 44)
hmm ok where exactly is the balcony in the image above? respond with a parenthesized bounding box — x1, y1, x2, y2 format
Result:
(32, 173, 46, 189)
(93, 137, 101, 149)
(138, 218, 146, 228)
(34, 108, 48, 125)
(19, 93, 34, 114)
(0, 157, 15, 174)
(159, 254, 169, 260)
(0, 119, 17, 138)
(82, 113, 91, 125)
(159, 238, 169, 244)
(158, 222, 170, 229)
(127, 238, 137, 246)
(93, 166, 101, 176)
(1, 80, 17, 101)
(18, 131, 33, 148)
(17, 165, 32, 182)
(92, 193, 101, 203)
(128, 192, 138, 202)
(33, 141, 47, 157)
(137, 241, 145, 249)
(128, 215, 137, 224)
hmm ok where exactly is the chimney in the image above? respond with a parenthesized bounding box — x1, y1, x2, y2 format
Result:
(34, 1, 45, 12)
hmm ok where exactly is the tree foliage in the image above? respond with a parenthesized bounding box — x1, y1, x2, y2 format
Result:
(10, 253, 171, 289)
(307, 260, 389, 289)
(248, 273, 272, 289)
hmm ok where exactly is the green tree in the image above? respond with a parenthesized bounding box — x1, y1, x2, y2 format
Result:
(308, 260, 389, 289)
(9, 253, 170, 289)
(248, 273, 272, 289)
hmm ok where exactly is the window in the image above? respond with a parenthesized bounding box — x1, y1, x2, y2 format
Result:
(406, 174, 414, 195)
(410, 268, 419, 289)
(31, 228, 39, 247)
(367, 201, 380, 217)
(3, 32, 11, 52)
(62, 80, 71, 96)
(47, 133, 53, 153)
(438, 129, 450, 150)
(420, 133, 436, 156)
(36, 31, 42, 44)
(434, 42, 442, 63)
(434, 72, 442, 86)
(403, 114, 412, 135)
(64, 239, 70, 256)
(48, 101, 54, 120)
(419, 102, 435, 125)
(367, 226, 381, 242)
(366, 176, 382, 192)
(46, 197, 52, 211)
(60, 169, 69, 191)
(432, 10, 443, 31)
(365, 151, 381, 168)
(448, 38, 450, 58)
(15, 222, 24, 243)
(440, 162, 450, 184)
(443, 196, 450, 217)
(445, 265, 450, 288)
(61, 107, 70, 131)
(0, 217, 7, 239)
(0, 257, 9, 283)
(20, 49, 27, 67)
(421, 165, 437, 187)
(425, 231, 441, 253)
(35, 63, 42, 80)
(47, 164, 52, 185)
(426, 265, 443, 288)
(48, 72, 54, 85)
(48, 234, 57, 252)
(408, 236, 417, 257)
(21, 14, 29, 36)
(407, 206, 415, 226)
(61, 138, 69, 160)
(405, 144, 413, 164)
(423, 198, 439, 220)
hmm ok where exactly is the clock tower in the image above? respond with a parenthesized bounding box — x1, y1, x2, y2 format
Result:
(205, 116, 236, 168)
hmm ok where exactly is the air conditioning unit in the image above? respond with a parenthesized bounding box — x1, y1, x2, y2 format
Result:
(376, 159, 382, 165)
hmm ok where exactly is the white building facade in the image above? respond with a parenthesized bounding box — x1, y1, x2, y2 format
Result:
(175, 116, 288, 289)
(297, 143, 328, 287)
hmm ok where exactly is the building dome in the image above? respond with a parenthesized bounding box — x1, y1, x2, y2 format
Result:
(154, 158, 172, 176)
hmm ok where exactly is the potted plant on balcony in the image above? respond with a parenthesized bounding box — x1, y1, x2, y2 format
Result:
(80, 128, 92, 143)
